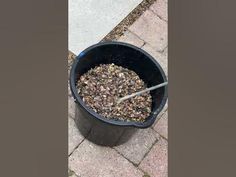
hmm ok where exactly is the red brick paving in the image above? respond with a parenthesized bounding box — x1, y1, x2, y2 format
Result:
(139, 138, 168, 177)
(142, 43, 168, 76)
(129, 10, 167, 52)
(154, 111, 168, 139)
(68, 96, 75, 119)
(150, 0, 168, 21)
(114, 128, 158, 165)
(69, 140, 144, 177)
(68, 118, 85, 155)
(118, 30, 144, 47)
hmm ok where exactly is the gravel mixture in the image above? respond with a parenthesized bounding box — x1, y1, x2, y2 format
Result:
(77, 64, 152, 122)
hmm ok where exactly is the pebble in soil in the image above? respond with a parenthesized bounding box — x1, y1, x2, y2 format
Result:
(77, 63, 152, 122)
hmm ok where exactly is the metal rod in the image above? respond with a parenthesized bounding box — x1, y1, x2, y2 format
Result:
(117, 82, 168, 104)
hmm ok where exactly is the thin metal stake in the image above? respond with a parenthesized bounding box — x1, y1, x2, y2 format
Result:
(117, 82, 168, 104)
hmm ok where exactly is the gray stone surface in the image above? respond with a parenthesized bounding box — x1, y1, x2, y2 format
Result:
(115, 128, 157, 165)
(68, 81, 72, 97)
(118, 30, 144, 47)
(129, 10, 167, 52)
(69, 0, 143, 55)
(68, 118, 84, 155)
(150, 0, 168, 21)
(142, 44, 168, 76)
(68, 169, 78, 177)
(139, 138, 168, 177)
(154, 111, 168, 139)
(68, 96, 76, 119)
(69, 140, 144, 177)
(69, 174, 78, 177)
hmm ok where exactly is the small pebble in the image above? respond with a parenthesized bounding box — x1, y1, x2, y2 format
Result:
(77, 63, 152, 122)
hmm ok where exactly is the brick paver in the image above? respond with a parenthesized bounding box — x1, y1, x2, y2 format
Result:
(150, 0, 168, 21)
(68, 81, 72, 97)
(142, 44, 168, 76)
(68, 53, 74, 79)
(152, 100, 168, 129)
(68, 118, 85, 155)
(69, 140, 144, 177)
(129, 10, 167, 52)
(115, 128, 158, 165)
(68, 169, 79, 177)
(69, 174, 78, 177)
(68, 96, 76, 119)
(118, 30, 144, 47)
(139, 138, 168, 177)
(154, 111, 168, 139)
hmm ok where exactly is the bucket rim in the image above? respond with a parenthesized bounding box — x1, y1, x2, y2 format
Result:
(70, 41, 168, 128)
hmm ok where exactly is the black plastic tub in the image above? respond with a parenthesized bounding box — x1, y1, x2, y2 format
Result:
(70, 41, 167, 146)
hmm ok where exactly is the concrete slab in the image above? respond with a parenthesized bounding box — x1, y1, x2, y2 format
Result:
(69, 0, 142, 55)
